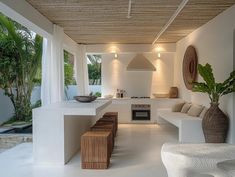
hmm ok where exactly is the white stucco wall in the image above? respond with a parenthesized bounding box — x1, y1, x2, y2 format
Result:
(174, 4, 235, 144)
(101, 52, 175, 97)
(0, 89, 14, 124)
(0, 87, 41, 124)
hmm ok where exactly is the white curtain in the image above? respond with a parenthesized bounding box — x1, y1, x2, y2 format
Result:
(76, 45, 89, 95)
(81, 45, 90, 95)
(41, 25, 64, 105)
(41, 38, 51, 105)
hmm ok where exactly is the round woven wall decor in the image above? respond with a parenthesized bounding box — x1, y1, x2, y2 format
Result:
(182, 45, 198, 90)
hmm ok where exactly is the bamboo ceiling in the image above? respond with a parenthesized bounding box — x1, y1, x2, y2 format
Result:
(26, 0, 235, 44)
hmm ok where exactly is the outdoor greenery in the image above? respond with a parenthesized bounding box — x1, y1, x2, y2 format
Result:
(87, 54, 101, 85)
(0, 14, 42, 122)
(193, 63, 235, 104)
(64, 50, 76, 87)
(64, 50, 76, 100)
(87, 54, 102, 97)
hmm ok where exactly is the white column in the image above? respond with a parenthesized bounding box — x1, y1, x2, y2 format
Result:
(76, 45, 89, 95)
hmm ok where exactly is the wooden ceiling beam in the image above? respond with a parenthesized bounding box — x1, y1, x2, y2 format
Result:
(152, 0, 190, 45)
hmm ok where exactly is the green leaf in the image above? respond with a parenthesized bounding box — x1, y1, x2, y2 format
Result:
(215, 83, 225, 94)
(222, 86, 235, 95)
(198, 63, 215, 91)
(192, 82, 210, 93)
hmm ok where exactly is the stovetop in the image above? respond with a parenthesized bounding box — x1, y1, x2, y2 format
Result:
(131, 96, 150, 99)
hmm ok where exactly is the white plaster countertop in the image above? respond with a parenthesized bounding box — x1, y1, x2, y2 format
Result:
(33, 99, 112, 165)
(98, 97, 181, 101)
(33, 99, 112, 116)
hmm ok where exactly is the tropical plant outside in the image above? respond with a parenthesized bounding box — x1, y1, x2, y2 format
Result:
(64, 50, 76, 100)
(64, 50, 76, 87)
(193, 63, 235, 104)
(0, 14, 42, 122)
(87, 54, 102, 97)
(87, 54, 101, 85)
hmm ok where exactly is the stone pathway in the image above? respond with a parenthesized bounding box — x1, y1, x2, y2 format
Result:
(0, 134, 32, 153)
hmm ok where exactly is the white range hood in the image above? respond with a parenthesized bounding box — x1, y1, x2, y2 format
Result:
(126, 54, 156, 71)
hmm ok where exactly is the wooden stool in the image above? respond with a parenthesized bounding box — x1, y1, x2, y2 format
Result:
(98, 118, 117, 135)
(91, 123, 115, 148)
(90, 127, 113, 156)
(103, 112, 118, 131)
(81, 131, 111, 169)
(97, 118, 117, 135)
(95, 122, 116, 137)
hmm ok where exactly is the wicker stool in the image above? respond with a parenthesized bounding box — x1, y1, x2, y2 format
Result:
(98, 118, 117, 135)
(91, 123, 115, 149)
(97, 118, 117, 136)
(81, 131, 111, 169)
(90, 127, 113, 156)
(95, 122, 116, 137)
(103, 112, 118, 131)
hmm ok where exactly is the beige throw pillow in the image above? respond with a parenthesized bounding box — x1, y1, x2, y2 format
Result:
(187, 104, 204, 117)
(199, 107, 208, 119)
(180, 103, 191, 113)
(172, 102, 185, 112)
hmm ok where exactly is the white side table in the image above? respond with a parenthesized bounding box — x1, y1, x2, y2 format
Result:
(161, 143, 235, 177)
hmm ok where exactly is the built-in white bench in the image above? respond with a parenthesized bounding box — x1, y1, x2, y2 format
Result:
(157, 109, 205, 143)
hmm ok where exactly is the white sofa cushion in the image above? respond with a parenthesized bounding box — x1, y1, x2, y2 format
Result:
(172, 102, 185, 112)
(180, 103, 191, 113)
(187, 104, 204, 117)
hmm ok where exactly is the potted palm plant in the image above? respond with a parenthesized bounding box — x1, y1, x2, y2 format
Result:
(193, 63, 235, 143)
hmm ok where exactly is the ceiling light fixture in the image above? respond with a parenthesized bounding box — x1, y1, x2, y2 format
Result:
(158, 53, 161, 58)
(127, 0, 132, 19)
(114, 53, 118, 59)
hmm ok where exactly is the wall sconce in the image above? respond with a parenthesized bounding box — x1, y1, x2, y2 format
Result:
(158, 53, 161, 58)
(114, 53, 118, 59)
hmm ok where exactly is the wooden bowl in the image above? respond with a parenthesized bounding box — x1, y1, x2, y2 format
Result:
(74, 96, 97, 103)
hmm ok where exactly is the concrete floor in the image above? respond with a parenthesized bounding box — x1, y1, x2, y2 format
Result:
(0, 124, 178, 177)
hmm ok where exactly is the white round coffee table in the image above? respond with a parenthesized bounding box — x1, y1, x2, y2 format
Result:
(161, 143, 235, 177)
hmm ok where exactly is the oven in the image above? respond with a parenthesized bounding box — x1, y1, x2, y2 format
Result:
(131, 104, 151, 121)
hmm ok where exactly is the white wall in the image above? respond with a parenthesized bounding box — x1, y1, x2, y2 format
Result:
(102, 52, 175, 97)
(174, 5, 235, 144)
(0, 87, 41, 124)
(0, 89, 14, 124)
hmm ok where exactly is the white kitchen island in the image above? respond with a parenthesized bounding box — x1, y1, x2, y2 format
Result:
(33, 99, 112, 165)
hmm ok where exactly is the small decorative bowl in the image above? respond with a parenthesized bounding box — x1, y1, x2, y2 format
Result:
(74, 96, 97, 103)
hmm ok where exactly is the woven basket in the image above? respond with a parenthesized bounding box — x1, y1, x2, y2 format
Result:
(202, 103, 229, 143)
